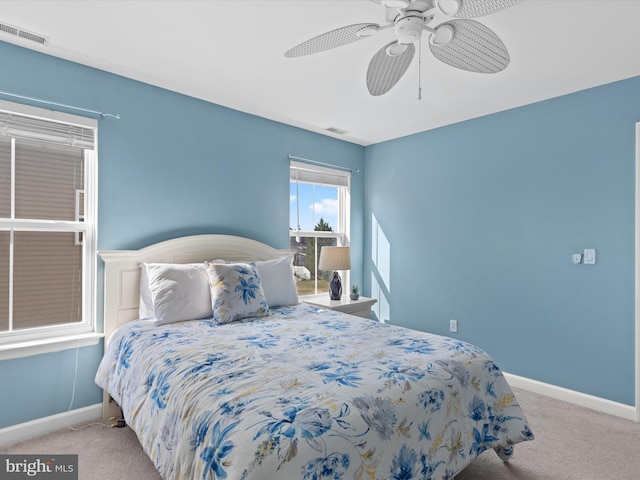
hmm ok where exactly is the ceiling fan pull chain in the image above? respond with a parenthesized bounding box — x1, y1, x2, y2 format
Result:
(418, 39, 423, 100)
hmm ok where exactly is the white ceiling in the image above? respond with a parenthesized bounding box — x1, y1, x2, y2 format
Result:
(1, 1, 639, 146)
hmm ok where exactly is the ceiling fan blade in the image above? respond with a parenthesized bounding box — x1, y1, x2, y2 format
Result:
(429, 19, 509, 73)
(285, 23, 380, 58)
(366, 42, 415, 96)
(454, 0, 519, 19)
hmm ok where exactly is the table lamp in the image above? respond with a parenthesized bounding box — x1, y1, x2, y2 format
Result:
(318, 246, 351, 300)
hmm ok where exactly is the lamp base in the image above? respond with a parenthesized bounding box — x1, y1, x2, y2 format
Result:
(328, 271, 342, 300)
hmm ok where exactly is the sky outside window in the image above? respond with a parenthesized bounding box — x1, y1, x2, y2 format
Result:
(290, 182, 338, 232)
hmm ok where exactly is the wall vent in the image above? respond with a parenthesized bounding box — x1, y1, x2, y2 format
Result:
(326, 127, 349, 135)
(0, 21, 49, 45)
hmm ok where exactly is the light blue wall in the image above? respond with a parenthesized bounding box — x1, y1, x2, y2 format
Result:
(364, 76, 639, 405)
(1, 36, 637, 429)
(0, 41, 364, 428)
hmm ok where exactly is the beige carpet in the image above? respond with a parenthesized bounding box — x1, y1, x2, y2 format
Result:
(2, 387, 639, 479)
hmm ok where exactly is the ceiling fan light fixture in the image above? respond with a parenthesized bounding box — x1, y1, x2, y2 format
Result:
(430, 23, 454, 46)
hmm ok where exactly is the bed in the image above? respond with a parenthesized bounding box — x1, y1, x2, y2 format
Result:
(95, 234, 533, 480)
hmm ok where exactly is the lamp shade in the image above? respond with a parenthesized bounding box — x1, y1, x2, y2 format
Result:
(318, 246, 351, 271)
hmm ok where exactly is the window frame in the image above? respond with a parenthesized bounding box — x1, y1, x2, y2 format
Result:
(289, 161, 351, 296)
(0, 100, 100, 359)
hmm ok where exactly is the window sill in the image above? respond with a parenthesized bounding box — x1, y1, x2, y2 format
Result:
(0, 333, 104, 360)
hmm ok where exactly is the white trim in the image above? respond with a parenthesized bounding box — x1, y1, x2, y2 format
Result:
(0, 332, 102, 360)
(289, 161, 351, 294)
(635, 122, 640, 422)
(504, 372, 637, 422)
(0, 99, 99, 350)
(0, 403, 102, 447)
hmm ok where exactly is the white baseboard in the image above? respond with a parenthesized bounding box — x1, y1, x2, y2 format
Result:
(504, 372, 638, 422)
(0, 404, 102, 448)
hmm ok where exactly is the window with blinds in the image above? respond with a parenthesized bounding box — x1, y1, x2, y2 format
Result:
(289, 160, 350, 296)
(0, 100, 97, 346)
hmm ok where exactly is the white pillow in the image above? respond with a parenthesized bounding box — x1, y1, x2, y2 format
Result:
(252, 255, 299, 307)
(139, 261, 226, 319)
(206, 263, 270, 324)
(138, 264, 156, 319)
(144, 263, 212, 325)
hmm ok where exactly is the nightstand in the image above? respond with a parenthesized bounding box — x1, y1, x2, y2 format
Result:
(301, 293, 377, 319)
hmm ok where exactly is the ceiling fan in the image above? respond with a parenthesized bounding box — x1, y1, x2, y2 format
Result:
(285, 0, 519, 96)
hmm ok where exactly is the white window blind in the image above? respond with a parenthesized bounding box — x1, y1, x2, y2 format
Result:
(290, 160, 350, 188)
(0, 111, 95, 149)
(15, 140, 84, 221)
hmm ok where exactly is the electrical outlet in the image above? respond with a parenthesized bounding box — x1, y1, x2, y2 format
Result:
(449, 319, 458, 333)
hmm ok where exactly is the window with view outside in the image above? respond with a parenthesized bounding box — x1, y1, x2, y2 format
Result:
(289, 162, 350, 296)
(0, 102, 97, 346)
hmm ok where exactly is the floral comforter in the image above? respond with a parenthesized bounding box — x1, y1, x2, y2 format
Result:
(96, 304, 533, 480)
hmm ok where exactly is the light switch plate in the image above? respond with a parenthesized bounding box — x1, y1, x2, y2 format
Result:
(584, 248, 596, 265)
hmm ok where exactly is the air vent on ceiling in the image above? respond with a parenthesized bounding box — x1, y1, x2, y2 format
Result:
(0, 21, 49, 45)
(326, 127, 349, 135)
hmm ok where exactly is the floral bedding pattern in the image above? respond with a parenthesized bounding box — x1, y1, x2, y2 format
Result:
(96, 304, 533, 480)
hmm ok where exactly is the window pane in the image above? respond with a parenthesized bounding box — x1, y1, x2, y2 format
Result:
(15, 139, 84, 221)
(13, 231, 82, 330)
(0, 231, 8, 331)
(289, 165, 348, 297)
(290, 182, 338, 232)
(290, 236, 337, 295)
(0, 137, 9, 218)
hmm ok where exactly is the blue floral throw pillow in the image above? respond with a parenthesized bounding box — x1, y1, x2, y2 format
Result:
(206, 262, 270, 324)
